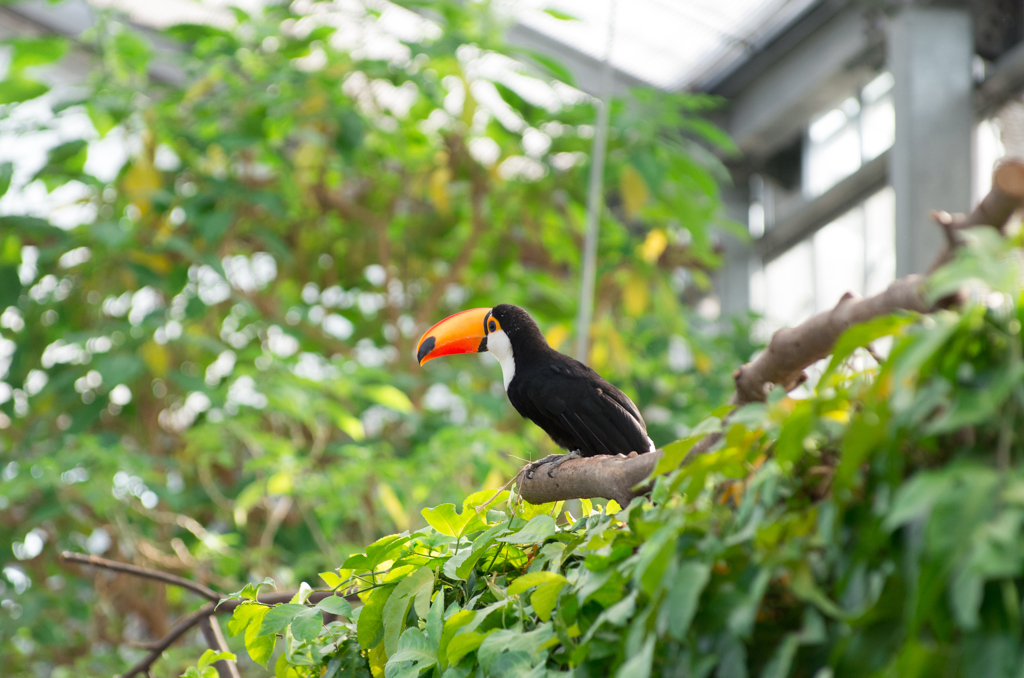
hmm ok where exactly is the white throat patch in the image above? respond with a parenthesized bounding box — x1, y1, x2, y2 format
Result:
(486, 329, 516, 390)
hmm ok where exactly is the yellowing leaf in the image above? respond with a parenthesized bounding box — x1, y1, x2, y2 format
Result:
(694, 353, 712, 375)
(821, 409, 850, 424)
(267, 472, 293, 495)
(640, 228, 668, 263)
(319, 570, 346, 589)
(122, 156, 161, 217)
(129, 251, 172, 274)
(545, 323, 569, 350)
(297, 92, 327, 115)
(622, 274, 649, 317)
(620, 165, 649, 219)
(139, 341, 168, 377)
(429, 167, 451, 215)
(481, 468, 505, 491)
(507, 571, 567, 596)
(337, 413, 365, 440)
(377, 482, 409, 531)
(447, 631, 484, 665)
(421, 503, 485, 538)
(365, 384, 414, 414)
(509, 571, 569, 622)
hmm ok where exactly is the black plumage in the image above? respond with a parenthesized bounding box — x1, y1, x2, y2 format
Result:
(488, 304, 650, 457)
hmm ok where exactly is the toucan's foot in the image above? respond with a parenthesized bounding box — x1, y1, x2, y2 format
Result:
(524, 449, 582, 479)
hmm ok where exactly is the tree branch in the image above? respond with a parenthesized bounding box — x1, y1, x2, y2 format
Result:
(514, 159, 1024, 505)
(63, 551, 357, 678)
(61, 552, 220, 601)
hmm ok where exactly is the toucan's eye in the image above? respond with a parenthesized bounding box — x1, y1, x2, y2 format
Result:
(489, 320, 497, 332)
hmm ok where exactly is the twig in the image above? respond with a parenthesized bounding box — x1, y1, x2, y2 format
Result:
(260, 495, 294, 551)
(63, 551, 357, 678)
(61, 552, 220, 601)
(120, 603, 217, 678)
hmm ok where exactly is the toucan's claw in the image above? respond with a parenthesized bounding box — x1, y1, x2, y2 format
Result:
(524, 449, 582, 479)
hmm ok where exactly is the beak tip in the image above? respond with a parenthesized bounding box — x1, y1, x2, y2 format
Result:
(416, 335, 436, 366)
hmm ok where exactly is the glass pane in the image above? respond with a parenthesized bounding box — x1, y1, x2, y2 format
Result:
(862, 94, 894, 161)
(864, 187, 895, 296)
(805, 120, 861, 196)
(762, 240, 815, 332)
(813, 206, 865, 309)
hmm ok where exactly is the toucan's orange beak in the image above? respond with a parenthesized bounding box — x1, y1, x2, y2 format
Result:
(416, 308, 492, 366)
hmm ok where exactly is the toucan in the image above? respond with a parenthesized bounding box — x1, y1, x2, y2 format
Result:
(416, 304, 654, 476)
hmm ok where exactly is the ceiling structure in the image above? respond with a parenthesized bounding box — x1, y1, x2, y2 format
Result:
(6, 0, 824, 96)
(503, 0, 821, 93)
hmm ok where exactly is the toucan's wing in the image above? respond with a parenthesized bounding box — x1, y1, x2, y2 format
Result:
(508, 357, 649, 456)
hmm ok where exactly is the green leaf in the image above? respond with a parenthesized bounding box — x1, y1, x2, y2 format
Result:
(196, 210, 233, 243)
(290, 607, 323, 644)
(228, 603, 275, 667)
(382, 566, 435, 656)
(290, 581, 314, 604)
(774, 400, 813, 468)
(821, 313, 914, 383)
(385, 627, 437, 677)
(344, 534, 411, 571)
(315, 595, 352, 617)
(834, 404, 888, 491)
(426, 591, 443, 646)
(449, 523, 508, 580)
(655, 417, 721, 474)
(197, 649, 236, 671)
(0, 266, 21, 308)
(0, 162, 13, 198)
(4, 37, 67, 71)
(542, 7, 578, 20)
(507, 47, 577, 86)
(666, 562, 710, 639)
(477, 625, 555, 672)
(357, 583, 396, 649)
(884, 469, 956, 531)
(496, 515, 556, 545)
(446, 631, 484, 666)
(0, 76, 49, 104)
(615, 635, 654, 678)
(227, 603, 267, 637)
(530, 579, 568, 622)
(258, 603, 307, 636)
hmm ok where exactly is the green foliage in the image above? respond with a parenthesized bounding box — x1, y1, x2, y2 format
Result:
(248, 232, 1024, 677)
(0, 1, 741, 676)
(182, 649, 238, 678)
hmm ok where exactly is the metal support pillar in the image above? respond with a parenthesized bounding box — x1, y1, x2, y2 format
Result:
(714, 183, 752, 317)
(889, 8, 973, 277)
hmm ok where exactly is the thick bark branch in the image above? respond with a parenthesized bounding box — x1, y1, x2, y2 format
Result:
(732, 276, 929, 404)
(514, 159, 1024, 505)
(516, 452, 662, 507)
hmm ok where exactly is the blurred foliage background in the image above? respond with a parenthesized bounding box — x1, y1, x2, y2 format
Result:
(0, 1, 752, 675)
